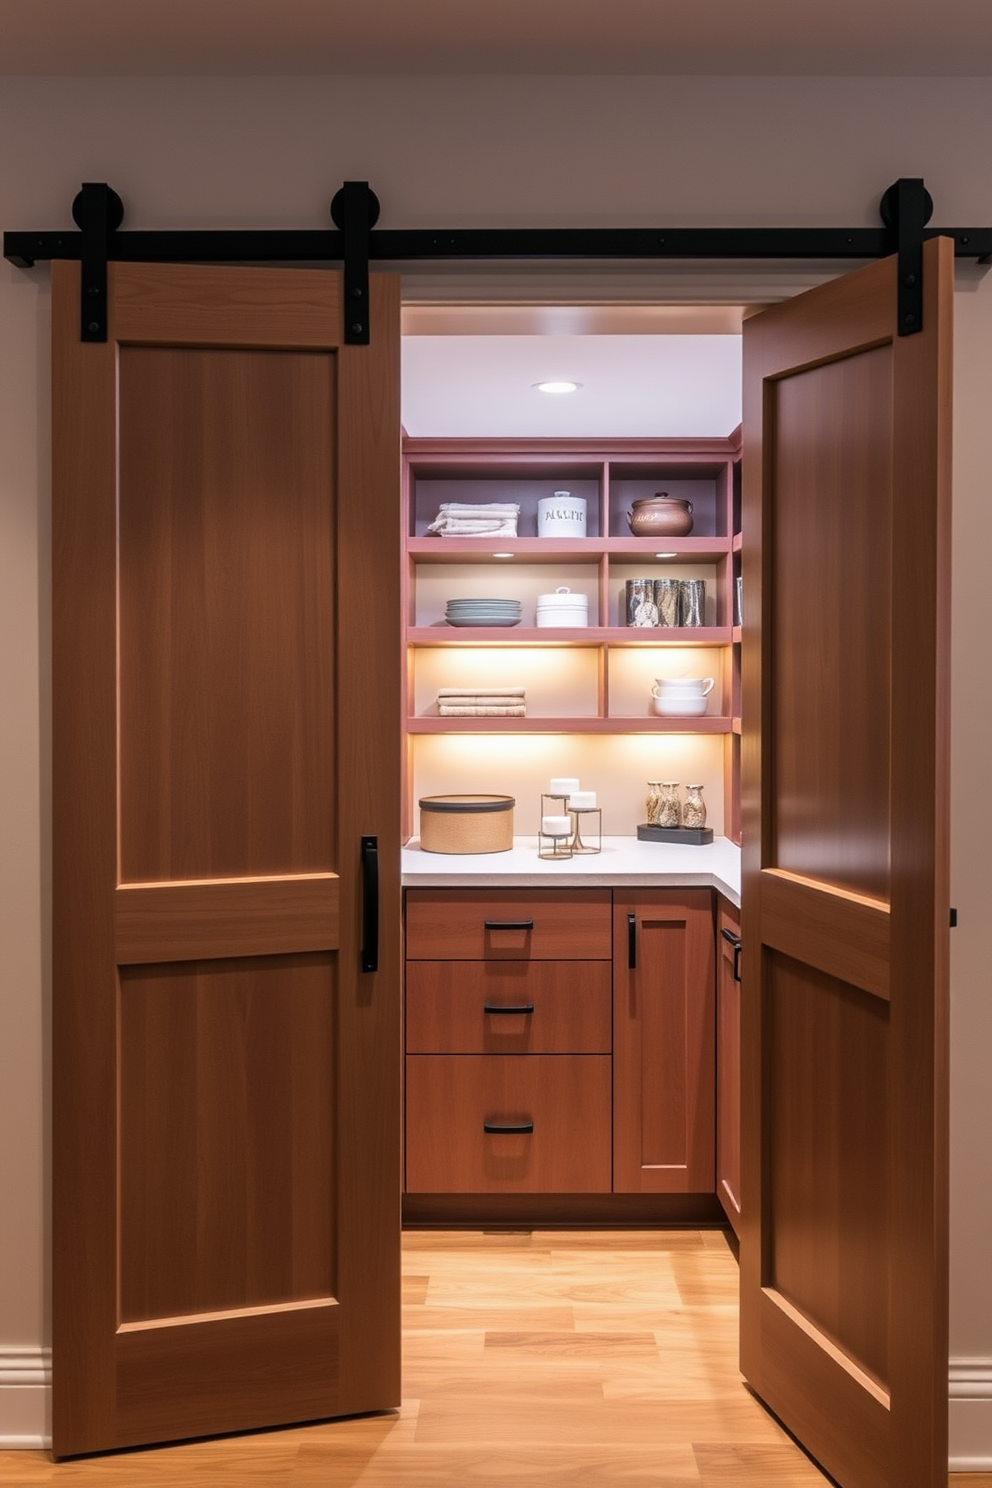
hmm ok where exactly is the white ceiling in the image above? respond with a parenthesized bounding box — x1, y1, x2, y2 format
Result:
(401, 331, 742, 439)
(1, 0, 991, 75)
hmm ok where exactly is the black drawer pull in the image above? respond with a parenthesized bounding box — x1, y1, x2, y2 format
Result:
(628, 911, 637, 970)
(483, 1120, 534, 1135)
(484, 919, 534, 931)
(721, 925, 743, 982)
(483, 1003, 535, 1015)
(360, 835, 378, 973)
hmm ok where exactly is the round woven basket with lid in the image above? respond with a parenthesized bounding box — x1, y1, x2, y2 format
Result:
(418, 794, 515, 853)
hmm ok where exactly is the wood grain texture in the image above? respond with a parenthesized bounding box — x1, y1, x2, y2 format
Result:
(6, 1230, 979, 1486)
(117, 343, 336, 884)
(765, 951, 890, 1388)
(52, 256, 120, 1455)
(405, 888, 613, 960)
(768, 341, 893, 902)
(759, 867, 890, 1002)
(405, 1055, 612, 1193)
(405, 959, 612, 1053)
(118, 954, 336, 1323)
(115, 874, 340, 962)
(114, 1305, 339, 1445)
(112, 261, 344, 347)
(715, 901, 741, 1236)
(740, 241, 953, 1488)
(612, 891, 716, 1194)
(52, 261, 403, 1454)
(332, 272, 404, 1419)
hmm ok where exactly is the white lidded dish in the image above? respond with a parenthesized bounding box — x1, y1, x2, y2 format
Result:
(535, 586, 590, 628)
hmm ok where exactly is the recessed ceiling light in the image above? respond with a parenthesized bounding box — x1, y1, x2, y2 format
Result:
(533, 380, 582, 395)
(491, 552, 514, 559)
(655, 552, 678, 559)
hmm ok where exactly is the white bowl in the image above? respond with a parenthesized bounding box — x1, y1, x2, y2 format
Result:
(652, 695, 709, 717)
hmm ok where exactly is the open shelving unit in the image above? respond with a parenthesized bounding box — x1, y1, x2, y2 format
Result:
(403, 436, 743, 842)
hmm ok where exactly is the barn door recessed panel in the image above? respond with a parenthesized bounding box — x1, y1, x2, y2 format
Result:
(765, 949, 889, 1391)
(769, 346, 892, 904)
(117, 346, 336, 884)
(119, 953, 336, 1326)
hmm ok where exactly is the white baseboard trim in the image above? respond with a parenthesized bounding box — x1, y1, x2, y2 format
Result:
(950, 1358, 992, 1471)
(0, 1348, 51, 1450)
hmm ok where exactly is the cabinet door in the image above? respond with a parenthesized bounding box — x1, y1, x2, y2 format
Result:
(612, 890, 715, 1193)
(52, 263, 402, 1455)
(716, 901, 742, 1236)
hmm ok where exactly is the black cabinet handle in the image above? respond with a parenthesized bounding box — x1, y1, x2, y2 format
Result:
(721, 926, 743, 983)
(483, 1120, 534, 1134)
(628, 911, 637, 970)
(360, 835, 378, 973)
(483, 1003, 535, 1015)
(484, 919, 534, 931)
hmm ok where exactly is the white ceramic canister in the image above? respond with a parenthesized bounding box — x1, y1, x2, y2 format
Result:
(650, 676, 715, 717)
(537, 490, 587, 538)
(536, 586, 590, 628)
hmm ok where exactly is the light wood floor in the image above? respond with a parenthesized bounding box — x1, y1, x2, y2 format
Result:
(1, 1228, 988, 1486)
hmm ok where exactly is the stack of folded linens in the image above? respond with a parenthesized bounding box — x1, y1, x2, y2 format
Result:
(437, 687, 526, 718)
(427, 503, 520, 537)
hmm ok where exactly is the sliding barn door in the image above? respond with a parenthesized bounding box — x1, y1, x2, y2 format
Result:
(51, 262, 402, 1455)
(740, 236, 952, 1488)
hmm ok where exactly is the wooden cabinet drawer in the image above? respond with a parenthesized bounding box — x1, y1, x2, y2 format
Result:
(405, 1055, 612, 1193)
(406, 961, 612, 1054)
(405, 889, 612, 961)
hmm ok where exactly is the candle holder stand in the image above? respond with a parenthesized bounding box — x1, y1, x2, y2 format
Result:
(568, 806, 603, 855)
(541, 791, 570, 818)
(538, 828, 574, 860)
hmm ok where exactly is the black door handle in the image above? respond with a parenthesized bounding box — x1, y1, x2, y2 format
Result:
(484, 919, 534, 931)
(483, 1003, 535, 1015)
(360, 835, 378, 973)
(628, 911, 637, 970)
(483, 1120, 534, 1134)
(721, 925, 743, 982)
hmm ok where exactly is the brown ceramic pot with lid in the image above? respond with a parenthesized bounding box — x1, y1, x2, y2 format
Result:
(626, 493, 694, 538)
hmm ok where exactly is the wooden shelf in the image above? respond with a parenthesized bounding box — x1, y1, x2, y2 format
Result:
(407, 536, 732, 563)
(407, 626, 732, 646)
(402, 433, 744, 839)
(408, 715, 734, 735)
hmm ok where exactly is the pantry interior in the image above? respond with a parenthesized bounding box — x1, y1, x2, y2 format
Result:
(400, 300, 746, 846)
(397, 297, 747, 1227)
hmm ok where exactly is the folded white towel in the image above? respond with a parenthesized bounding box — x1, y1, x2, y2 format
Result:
(438, 502, 520, 515)
(439, 519, 518, 536)
(438, 704, 527, 717)
(437, 695, 527, 709)
(437, 687, 526, 698)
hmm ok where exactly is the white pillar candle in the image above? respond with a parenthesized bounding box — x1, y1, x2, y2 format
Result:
(549, 777, 580, 796)
(568, 791, 597, 810)
(542, 815, 572, 837)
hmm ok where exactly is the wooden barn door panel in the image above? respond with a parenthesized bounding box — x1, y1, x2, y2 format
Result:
(52, 262, 402, 1455)
(740, 238, 952, 1488)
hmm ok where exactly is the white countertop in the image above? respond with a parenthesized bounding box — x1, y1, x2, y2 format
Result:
(401, 835, 740, 906)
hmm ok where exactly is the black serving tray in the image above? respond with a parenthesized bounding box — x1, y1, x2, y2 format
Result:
(636, 823, 714, 845)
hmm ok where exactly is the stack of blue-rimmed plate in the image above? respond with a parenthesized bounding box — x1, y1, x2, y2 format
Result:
(445, 598, 522, 628)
